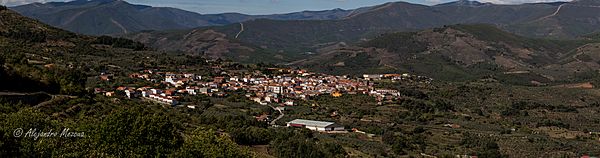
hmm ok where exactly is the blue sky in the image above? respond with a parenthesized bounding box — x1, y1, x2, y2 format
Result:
(2, 0, 570, 15)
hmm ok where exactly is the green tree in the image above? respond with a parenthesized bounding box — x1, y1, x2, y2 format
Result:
(0, 108, 55, 157)
(89, 107, 183, 157)
(460, 133, 506, 158)
(231, 126, 272, 145)
(171, 128, 253, 158)
(270, 128, 346, 158)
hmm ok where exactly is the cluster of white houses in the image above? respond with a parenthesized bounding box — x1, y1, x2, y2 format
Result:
(146, 93, 178, 106)
(124, 88, 179, 105)
(363, 73, 433, 83)
(98, 66, 432, 108)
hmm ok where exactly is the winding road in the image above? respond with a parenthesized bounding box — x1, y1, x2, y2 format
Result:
(535, 4, 565, 22)
(267, 104, 284, 126)
(550, 4, 565, 17)
(235, 22, 244, 39)
(34, 94, 78, 108)
(535, 3, 600, 22)
(110, 18, 128, 34)
(0, 91, 77, 108)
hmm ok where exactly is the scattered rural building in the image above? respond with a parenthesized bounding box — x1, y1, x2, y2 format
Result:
(287, 119, 345, 132)
(105, 91, 115, 97)
(363, 74, 383, 80)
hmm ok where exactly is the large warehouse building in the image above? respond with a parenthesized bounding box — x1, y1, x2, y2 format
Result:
(287, 119, 345, 132)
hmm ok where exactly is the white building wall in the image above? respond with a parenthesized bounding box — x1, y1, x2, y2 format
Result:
(333, 127, 345, 131)
(305, 125, 319, 131)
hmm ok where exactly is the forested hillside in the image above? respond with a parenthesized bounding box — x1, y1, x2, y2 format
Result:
(296, 24, 600, 85)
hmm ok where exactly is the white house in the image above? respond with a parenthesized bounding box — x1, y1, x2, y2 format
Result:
(363, 74, 383, 80)
(186, 87, 197, 95)
(264, 96, 272, 103)
(150, 89, 161, 94)
(147, 94, 178, 106)
(165, 76, 177, 85)
(284, 101, 295, 106)
(141, 91, 149, 97)
(125, 90, 132, 98)
(183, 73, 195, 78)
(269, 86, 283, 94)
(124, 90, 139, 98)
(199, 88, 210, 94)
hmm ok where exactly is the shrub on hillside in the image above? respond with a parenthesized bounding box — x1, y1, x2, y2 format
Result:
(536, 119, 570, 129)
(92, 36, 146, 51)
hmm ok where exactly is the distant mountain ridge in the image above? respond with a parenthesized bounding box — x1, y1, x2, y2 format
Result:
(435, 0, 492, 6)
(11, 0, 213, 35)
(122, 0, 600, 64)
(10, 0, 354, 35)
(196, 0, 599, 52)
(13, 0, 600, 39)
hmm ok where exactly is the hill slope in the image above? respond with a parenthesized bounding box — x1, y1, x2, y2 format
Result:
(125, 29, 289, 63)
(294, 24, 599, 84)
(0, 7, 147, 94)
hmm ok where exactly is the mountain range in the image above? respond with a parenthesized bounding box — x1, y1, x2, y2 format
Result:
(7, 0, 600, 84)
(11, 0, 600, 39)
(10, 0, 354, 35)
(116, 0, 599, 55)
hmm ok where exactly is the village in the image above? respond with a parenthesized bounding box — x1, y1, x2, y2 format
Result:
(96, 65, 433, 108)
(92, 62, 434, 136)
